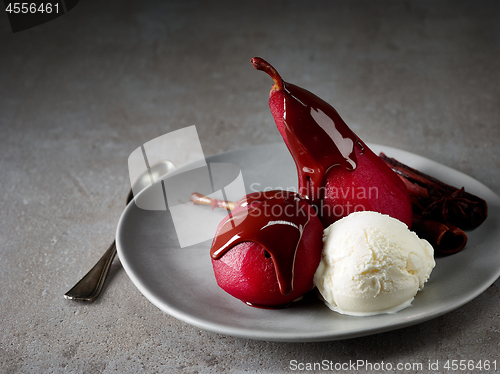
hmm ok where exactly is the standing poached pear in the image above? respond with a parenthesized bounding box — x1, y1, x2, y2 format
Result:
(251, 57, 413, 228)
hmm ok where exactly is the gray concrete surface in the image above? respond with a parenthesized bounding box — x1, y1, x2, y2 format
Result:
(1, 0, 499, 373)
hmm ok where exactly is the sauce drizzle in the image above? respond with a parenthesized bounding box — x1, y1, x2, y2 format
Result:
(282, 82, 363, 206)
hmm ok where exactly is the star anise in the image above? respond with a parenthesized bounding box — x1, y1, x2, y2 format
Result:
(421, 187, 478, 221)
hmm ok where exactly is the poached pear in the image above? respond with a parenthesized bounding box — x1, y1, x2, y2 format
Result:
(210, 190, 323, 307)
(251, 57, 413, 228)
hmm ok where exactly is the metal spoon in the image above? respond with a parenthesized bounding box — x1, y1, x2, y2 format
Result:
(64, 160, 176, 301)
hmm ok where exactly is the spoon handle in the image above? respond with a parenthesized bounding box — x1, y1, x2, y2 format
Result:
(64, 158, 176, 302)
(64, 240, 117, 301)
(64, 189, 134, 301)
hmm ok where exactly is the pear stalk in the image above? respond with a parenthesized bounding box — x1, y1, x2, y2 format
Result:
(251, 57, 284, 92)
(190, 192, 235, 211)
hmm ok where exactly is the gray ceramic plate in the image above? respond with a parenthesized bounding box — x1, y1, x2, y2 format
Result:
(116, 143, 500, 342)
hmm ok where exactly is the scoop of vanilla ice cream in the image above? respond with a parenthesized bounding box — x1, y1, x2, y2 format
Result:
(314, 211, 435, 316)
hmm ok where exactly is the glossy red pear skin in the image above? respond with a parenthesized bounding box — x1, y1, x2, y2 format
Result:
(322, 146, 413, 227)
(211, 194, 323, 307)
(267, 78, 413, 228)
(269, 90, 287, 146)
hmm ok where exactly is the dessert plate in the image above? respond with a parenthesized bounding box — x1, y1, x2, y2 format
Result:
(116, 143, 500, 342)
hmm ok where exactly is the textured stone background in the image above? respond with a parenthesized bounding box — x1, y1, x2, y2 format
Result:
(1, 0, 499, 373)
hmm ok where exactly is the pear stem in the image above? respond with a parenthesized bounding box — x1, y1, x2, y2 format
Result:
(251, 57, 284, 91)
(190, 192, 235, 211)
